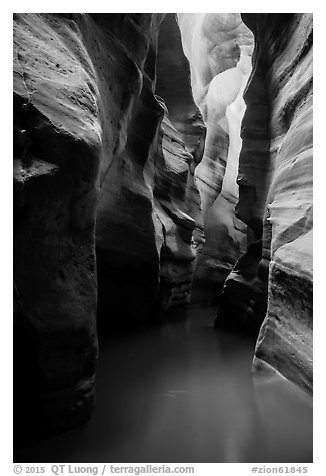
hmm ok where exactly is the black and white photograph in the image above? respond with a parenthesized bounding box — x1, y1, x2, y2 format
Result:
(9, 3, 316, 473)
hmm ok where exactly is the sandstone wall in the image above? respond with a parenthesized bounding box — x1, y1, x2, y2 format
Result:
(250, 14, 313, 393)
(177, 14, 254, 304)
(14, 13, 104, 436)
(154, 14, 206, 313)
(95, 13, 205, 324)
(13, 12, 313, 439)
(217, 13, 313, 392)
(93, 14, 165, 327)
(14, 13, 167, 435)
(178, 13, 313, 393)
(13, 12, 205, 435)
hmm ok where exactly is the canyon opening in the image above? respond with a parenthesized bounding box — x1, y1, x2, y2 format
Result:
(13, 13, 313, 464)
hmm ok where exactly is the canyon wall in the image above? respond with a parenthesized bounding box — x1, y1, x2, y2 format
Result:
(95, 13, 205, 325)
(13, 13, 204, 435)
(178, 14, 254, 304)
(14, 13, 103, 436)
(93, 13, 165, 327)
(154, 14, 206, 313)
(13, 12, 313, 439)
(215, 14, 313, 392)
(248, 14, 312, 393)
(178, 13, 313, 393)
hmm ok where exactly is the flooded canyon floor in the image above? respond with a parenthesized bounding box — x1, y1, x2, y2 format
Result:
(14, 307, 312, 463)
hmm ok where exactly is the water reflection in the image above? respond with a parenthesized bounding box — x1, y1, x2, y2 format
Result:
(14, 307, 312, 463)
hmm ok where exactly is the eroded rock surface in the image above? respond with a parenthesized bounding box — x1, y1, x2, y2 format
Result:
(154, 14, 206, 312)
(93, 13, 165, 327)
(13, 12, 313, 439)
(13, 13, 103, 436)
(178, 14, 254, 303)
(216, 14, 313, 392)
(13, 12, 205, 434)
(249, 14, 313, 393)
(95, 13, 205, 324)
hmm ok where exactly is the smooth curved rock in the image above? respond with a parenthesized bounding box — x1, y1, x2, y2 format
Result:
(13, 12, 313, 440)
(216, 13, 313, 393)
(95, 13, 206, 324)
(13, 12, 206, 435)
(13, 13, 102, 436)
(214, 21, 271, 331)
(249, 14, 313, 393)
(94, 13, 165, 328)
(154, 14, 206, 312)
(13, 12, 168, 434)
(178, 14, 254, 304)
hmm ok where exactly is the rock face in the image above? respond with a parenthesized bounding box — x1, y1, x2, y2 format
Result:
(177, 13, 312, 393)
(14, 13, 103, 436)
(95, 13, 205, 325)
(13, 11, 313, 439)
(13, 12, 164, 435)
(154, 14, 206, 312)
(215, 14, 313, 393)
(177, 14, 254, 304)
(13, 13, 205, 434)
(248, 14, 313, 393)
(93, 13, 165, 327)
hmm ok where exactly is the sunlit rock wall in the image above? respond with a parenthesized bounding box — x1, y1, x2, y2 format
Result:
(154, 14, 206, 312)
(178, 14, 254, 303)
(250, 14, 312, 393)
(214, 14, 271, 332)
(218, 14, 313, 393)
(178, 13, 312, 393)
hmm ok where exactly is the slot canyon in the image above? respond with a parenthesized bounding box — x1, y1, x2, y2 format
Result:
(13, 13, 313, 463)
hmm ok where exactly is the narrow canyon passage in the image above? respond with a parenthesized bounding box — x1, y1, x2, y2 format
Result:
(13, 13, 313, 463)
(14, 307, 312, 463)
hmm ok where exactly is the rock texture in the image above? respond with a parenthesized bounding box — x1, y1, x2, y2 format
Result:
(93, 13, 165, 327)
(154, 14, 206, 312)
(13, 11, 313, 439)
(13, 13, 102, 436)
(13, 12, 205, 434)
(13, 12, 166, 435)
(216, 14, 313, 393)
(250, 14, 312, 394)
(177, 13, 312, 393)
(177, 14, 254, 304)
(95, 14, 205, 325)
(212, 14, 271, 332)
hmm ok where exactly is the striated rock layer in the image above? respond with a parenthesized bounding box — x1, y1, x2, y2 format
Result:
(178, 14, 254, 304)
(251, 14, 312, 394)
(13, 13, 103, 436)
(95, 13, 205, 324)
(13, 11, 313, 438)
(217, 14, 313, 393)
(13, 13, 205, 434)
(93, 13, 165, 327)
(154, 14, 206, 312)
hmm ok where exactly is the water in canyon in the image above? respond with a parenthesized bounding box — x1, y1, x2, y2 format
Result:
(14, 307, 312, 463)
